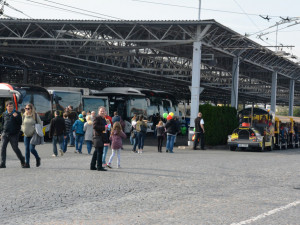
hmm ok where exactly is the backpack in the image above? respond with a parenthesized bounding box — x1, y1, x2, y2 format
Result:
(140, 124, 147, 133)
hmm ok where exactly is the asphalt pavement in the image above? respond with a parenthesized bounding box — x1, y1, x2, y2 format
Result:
(0, 135, 300, 225)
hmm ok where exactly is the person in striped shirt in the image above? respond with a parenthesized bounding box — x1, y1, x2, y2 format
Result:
(63, 112, 72, 153)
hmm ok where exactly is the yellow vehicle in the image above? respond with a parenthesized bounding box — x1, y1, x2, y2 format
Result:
(275, 116, 300, 149)
(228, 108, 275, 151)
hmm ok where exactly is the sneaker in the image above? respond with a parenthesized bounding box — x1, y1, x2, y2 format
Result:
(36, 158, 41, 167)
(52, 154, 57, 157)
(117, 165, 121, 169)
(59, 149, 64, 156)
(22, 163, 30, 168)
(166, 149, 169, 153)
(0, 164, 6, 168)
(74, 150, 78, 153)
(107, 163, 112, 168)
(78, 151, 82, 154)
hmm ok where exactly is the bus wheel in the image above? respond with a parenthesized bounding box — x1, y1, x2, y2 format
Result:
(230, 146, 236, 151)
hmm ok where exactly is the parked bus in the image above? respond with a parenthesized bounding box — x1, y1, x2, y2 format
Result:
(92, 87, 179, 133)
(0, 83, 52, 134)
(47, 87, 109, 115)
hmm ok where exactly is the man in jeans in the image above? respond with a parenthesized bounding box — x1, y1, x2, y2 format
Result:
(0, 101, 26, 168)
(67, 105, 77, 147)
(193, 112, 205, 150)
(49, 111, 66, 157)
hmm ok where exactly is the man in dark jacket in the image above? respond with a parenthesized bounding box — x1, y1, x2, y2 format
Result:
(67, 105, 77, 147)
(49, 111, 66, 157)
(165, 117, 179, 153)
(0, 101, 26, 168)
(193, 112, 205, 150)
(90, 106, 107, 171)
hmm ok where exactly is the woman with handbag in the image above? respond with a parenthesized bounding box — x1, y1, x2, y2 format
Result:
(21, 103, 41, 168)
(90, 106, 107, 171)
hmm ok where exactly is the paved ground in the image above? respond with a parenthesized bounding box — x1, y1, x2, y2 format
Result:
(0, 135, 300, 225)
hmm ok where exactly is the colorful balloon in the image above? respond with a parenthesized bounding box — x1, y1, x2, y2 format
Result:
(169, 112, 174, 117)
(163, 112, 168, 119)
(167, 115, 172, 120)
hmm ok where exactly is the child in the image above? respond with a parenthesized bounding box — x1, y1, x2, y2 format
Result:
(72, 114, 85, 154)
(156, 121, 165, 152)
(107, 122, 126, 169)
(84, 115, 93, 154)
(102, 119, 111, 166)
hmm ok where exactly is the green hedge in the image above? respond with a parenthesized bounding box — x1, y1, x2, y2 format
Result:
(198, 104, 239, 146)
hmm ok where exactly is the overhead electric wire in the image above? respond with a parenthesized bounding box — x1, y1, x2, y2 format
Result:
(232, 0, 260, 31)
(41, 0, 122, 20)
(4, 1, 32, 18)
(131, 0, 285, 18)
(11, 0, 119, 20)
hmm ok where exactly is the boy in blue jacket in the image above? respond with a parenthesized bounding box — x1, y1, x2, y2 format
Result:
(72, 114, 85, 154)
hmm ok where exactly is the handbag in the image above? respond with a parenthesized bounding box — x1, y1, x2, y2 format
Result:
(93, 135, 104, 148)
(30, 132, 44, 145)
(30, 113, 44, 145)
(130, 131, 136, 138)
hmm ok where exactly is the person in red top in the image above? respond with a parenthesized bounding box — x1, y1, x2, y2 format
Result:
(105, 112, 112, 125)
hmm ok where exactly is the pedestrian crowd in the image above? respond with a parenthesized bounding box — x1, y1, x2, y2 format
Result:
(0, 101, 205, 170)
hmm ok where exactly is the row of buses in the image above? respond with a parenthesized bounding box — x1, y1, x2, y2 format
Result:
(228, 108, 300, 151)
(0, 83, 180, 134)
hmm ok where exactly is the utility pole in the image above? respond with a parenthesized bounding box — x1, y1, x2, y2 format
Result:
(198, 0, 202, 20)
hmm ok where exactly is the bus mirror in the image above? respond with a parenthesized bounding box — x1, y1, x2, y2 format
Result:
(130, 99, 134, 106)
(146, 98, 150, 107)
(9, 90, 23, 104)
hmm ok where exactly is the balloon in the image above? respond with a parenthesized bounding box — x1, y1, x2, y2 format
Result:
(169, 112, 174, 117)
(163, 113, 168, 119)
(193, 127, 195, 132)
(167, 115, 172, 120)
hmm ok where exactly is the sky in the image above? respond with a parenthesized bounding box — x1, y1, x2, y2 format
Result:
(2, 0, 300, 59)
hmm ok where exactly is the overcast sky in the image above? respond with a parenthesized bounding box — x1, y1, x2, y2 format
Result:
(2, 0, 300, 59)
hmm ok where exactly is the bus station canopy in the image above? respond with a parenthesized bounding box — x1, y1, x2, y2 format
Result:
(0, 19, 300, 105)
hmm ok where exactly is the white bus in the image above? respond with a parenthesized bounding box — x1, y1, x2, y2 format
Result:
(46, 87, 109, 115)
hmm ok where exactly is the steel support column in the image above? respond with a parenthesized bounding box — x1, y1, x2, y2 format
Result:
(230, 56, 240, 109)
(190, 41, 202, 128)
(271, 71, 277, 113)
(288, 79, 295, 116)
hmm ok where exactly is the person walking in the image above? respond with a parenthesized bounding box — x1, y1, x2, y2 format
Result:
(102, 119, 111, 166)
(130, 114, 137, 147)
(63, 112, 72, 153)
(165, 116, 178, 153)
(0, 101, 26, 168)
(90, 106, 107, 171)
(67, 105, 77, 147)
(112, 111, 121, 124)
(107, 122, 126, 169)
(21, 103, 42, 168)
(135, 115, 147, 154)
(84, 115, 93, 155)
(72, 114, 85, 154)
(49, 111, 66, 157)
(156, 121, 165, 152)
(193, 112, 205, 150)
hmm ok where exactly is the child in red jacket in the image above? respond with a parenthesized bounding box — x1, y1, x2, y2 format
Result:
(107, 122, 126, 169)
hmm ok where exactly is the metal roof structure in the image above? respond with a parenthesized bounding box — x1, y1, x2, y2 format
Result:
(0, 19, 299, 105)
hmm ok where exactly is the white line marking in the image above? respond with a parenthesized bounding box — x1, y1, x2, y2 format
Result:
(231, 200, 300, 225)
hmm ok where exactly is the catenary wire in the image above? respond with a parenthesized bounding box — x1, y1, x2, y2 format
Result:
(11, 0, 116, 19)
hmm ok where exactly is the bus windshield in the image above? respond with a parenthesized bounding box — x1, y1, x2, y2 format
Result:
(16, 87, 52, 122)
(83, 97, 108, 113)
(51, 91, 81, 113)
